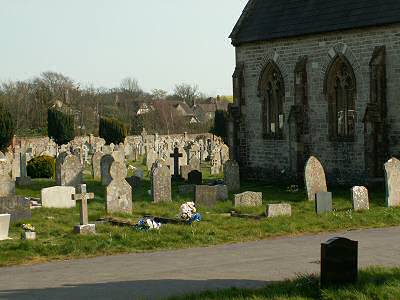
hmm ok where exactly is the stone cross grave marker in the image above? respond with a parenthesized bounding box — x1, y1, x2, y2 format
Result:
(72, 184, 95, 234)
(321, 237, 358, 288)
(170, 147, 183, 178)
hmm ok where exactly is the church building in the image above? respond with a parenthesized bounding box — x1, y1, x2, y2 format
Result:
(228, 0, 400, 184)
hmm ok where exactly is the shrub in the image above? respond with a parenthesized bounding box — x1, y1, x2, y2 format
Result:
(99, 117, 127, 145)
(130, 114, 144, 135)
(47, 108, 75, 145)
(0, 104, 15, 152)
(27, 156, 55, 179)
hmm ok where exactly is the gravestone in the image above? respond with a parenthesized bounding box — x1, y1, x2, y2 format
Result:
(195, 185, 218, 207)
(170, 147, 183, 178)
(305, 156, 327, 201)
(351, 186, 369, 211)
(178, 184, 195, 195)
(0, 159, 15, 197)
(321, 237, 358, 288)
(72, 184, 96, 234)
(224, 160, 240, 193)
(56, 153, 82, 187)
(41, 186, 76, 208)
(384, 158, 400, 207)
(216, 184, 228, 200)
(151, 165, 171, 203)
(146, 149, 157, 171)
(0, 214, 11, 240)
(266, 204, 292, 218)
(91, 151, 104, 180)
(188, 170, 202, 185)
(112, 149, 125, 163)
(126, 175, 141, 189)
(12, 146, 21, 180)
(180, 165, 192, 181)
(315, 192, 333, 214)
(189, 156, 200, 171)
(100, 154, 115, 186)
(234, 192, 262, 207)
(0, 196, 31, 223)
(106, 161, 132, 214)
(16, 152, 31, 186)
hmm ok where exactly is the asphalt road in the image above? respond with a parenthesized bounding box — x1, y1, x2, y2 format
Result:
(0, 227, 399, 300)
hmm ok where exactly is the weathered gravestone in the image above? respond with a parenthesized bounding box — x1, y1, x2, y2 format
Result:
(146, 149, 157, 171)
(106, 161, 132, 214)
(234, 192, 262, 207)
(0, 214, 11, 240)
(321, 237, 358, 288)
(91, 151, 104, 180)
(305, 156, 327, 201)
(16, 152, 31, 186)
(266, 203, 292, 218)
(195, 185, 218, 207)
(178, 184, 195, 195)
(112, 149, 125, 163)
(0, 196, 31, 223)
(189, 156, 200, 171)
(351, 186, 369, 211)
(188, 170, 202, 185)
(0, 159, 15, 197)
(216, 184, 228, 200)
(72, 184, 96, 234)
(180, 165, 192, 181)
(56, 153, 82, 187)
(41, 186, 76, 208)
(151, 164, 171, 203)
(224, 160, 240, 193)
(315, 192, 332, 214)
(384, 157, 400, 207)
(126, 176, 141, 189)
(100, 154, 115, 186)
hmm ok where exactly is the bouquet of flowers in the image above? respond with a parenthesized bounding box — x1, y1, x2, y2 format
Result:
(21, 224, 36, 232)
(180, 202, 202, 224)
(134, 218, 161, 231)
(286, 185, 300, 193)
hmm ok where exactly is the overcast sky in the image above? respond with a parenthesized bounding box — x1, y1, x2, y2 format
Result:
(0, 0, 247, 96)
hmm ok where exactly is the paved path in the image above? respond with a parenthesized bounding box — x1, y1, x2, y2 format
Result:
(0, 227, 399, 300)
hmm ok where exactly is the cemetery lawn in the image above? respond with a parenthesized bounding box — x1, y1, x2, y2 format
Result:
(1, 164, 400, 267)
(169, 266, 400, 300)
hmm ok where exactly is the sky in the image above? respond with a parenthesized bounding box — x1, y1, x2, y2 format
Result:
(0, 0, 248, 96)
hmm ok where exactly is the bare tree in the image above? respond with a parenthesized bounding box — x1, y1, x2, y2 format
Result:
(173, 83, 199, 106)
(151, 88, 168, 100)
(120, 77, 143, 98)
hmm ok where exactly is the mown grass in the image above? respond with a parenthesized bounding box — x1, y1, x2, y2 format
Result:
(169, 267, 400, 300)
(0, 159, 399, 267)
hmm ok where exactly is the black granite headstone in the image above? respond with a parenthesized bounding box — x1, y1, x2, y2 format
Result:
(188, 170, 202, 185)
(315, 192, 332, 214)
(0, 196, 31, 223)
(321, 237, 358, 288)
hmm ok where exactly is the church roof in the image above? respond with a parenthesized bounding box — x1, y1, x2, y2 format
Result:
(230, 0, 400, 46)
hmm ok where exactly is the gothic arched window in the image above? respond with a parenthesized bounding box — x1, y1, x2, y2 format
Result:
(326, 55, 356, 140)
(259, 62, 285, 139)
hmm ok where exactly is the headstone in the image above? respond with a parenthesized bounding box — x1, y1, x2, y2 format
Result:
(266, 203, 292, 218)
(106, 161, 132, 214)
(180, 165, 192, 181)
(56, 153, 82, 187)
(0, 214, 11, 240)
(0, 196, 31, 223)
(100, 154, 115, 186)
(41, 186, 76, 208)
(195, 185, 218, 207)
(112, 150, 125, 163)
(146, 149, 157, 171)
(72, 184, 96, 234)
(234, 192, 262, 207)
(216, 184, 229, 200)
(351, 186, 369, 211)
(0, 160, 15, 197)
(151, 165, 172, 203)
(321, 237, 358, 288)
(170, 147, 183, 178)
(91, 151, 104, 180)
(126, 176, 141, 189)
(189, 156, 200, 171)
(178, 184, 195, 195)
(134, 169, 145, 179)
(16, 152, 31, 186)
(305, 156, 327, 201)
(384, 158, 400, 207)
(315, 192, 333, 214)
(188, 170, 202, 185)
(224, 160, 240, 193)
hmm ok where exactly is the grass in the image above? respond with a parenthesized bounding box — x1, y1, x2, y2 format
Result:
(168, 267, 400, 300)
(0, 159, 399, 267)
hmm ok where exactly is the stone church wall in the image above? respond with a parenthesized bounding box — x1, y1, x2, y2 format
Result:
(234, 24, 400, 184)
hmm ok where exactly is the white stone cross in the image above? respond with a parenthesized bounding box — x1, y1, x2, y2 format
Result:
(72, 184, 95, 226)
